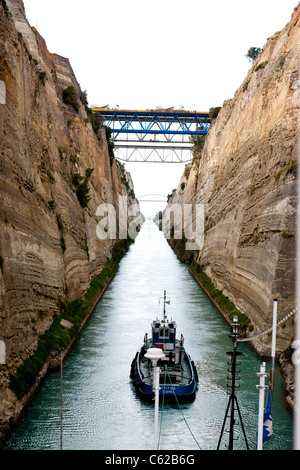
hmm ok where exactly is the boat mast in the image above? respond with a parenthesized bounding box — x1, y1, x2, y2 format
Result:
(163, 290, 167, 322)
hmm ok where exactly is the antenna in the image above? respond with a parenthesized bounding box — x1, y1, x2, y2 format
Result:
(161, 290, 170, 322)
(217, 316, 249, 450)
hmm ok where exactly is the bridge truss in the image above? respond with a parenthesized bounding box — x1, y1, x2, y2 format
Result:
(91, 107, 211, 163)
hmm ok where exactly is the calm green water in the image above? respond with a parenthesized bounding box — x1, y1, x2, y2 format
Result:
(6, 220, 293, 450)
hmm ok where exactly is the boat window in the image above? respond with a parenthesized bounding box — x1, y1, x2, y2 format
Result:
(159, 327, 169, 338)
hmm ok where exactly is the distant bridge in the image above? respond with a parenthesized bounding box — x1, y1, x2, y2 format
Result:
(137, 193, 168, 203)
(91, 107, 211, 163)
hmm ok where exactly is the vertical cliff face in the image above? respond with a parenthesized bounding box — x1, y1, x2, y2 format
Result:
(0, 0, 138, 435)
(166, 5, 299, 358)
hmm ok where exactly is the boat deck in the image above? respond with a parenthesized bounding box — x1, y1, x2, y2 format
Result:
(139, 354, 192, 386)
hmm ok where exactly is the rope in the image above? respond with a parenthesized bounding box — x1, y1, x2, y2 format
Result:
(158, 364, 202, 450)
(237, 307, 296, 343)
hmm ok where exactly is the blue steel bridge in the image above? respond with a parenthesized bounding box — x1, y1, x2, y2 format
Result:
(91, 107, 211, 163)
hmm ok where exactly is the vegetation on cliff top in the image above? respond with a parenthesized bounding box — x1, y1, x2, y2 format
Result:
(62, 85, 79, 113)
(246, 46, 262, 63)
(104, 125, 115, 165)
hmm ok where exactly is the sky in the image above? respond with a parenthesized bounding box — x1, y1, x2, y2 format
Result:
(22, 0, 299, 216)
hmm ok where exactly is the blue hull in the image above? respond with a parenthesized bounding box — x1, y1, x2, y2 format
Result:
(136, 377, 197, 400)
(131, 347, 198, 401)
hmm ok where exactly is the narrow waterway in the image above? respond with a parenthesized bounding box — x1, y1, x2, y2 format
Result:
(6, 220, 293, 450)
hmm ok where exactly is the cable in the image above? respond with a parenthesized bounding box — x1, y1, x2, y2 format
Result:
(237, 307, 296, 343)
(158, 365, 202, 450)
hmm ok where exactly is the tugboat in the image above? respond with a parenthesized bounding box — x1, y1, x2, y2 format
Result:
(130, 291, 198, 400)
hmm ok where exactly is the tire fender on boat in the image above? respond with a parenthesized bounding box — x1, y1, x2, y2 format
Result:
(191, 360, 199, 383)
(130, 353, 138, 381)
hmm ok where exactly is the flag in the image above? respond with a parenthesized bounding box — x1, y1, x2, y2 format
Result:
(263, 389, 273, 442)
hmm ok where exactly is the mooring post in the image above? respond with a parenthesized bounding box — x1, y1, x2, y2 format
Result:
(270, 299, 278, 391)
(256, 362, 268, 450)
(145, 348, 165, 449)
(60, 350, 63, 450)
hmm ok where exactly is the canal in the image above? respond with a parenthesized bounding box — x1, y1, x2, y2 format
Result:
(6, 220, 293, 450)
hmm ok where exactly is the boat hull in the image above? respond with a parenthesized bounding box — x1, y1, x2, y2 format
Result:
(130, 346, 198, 401)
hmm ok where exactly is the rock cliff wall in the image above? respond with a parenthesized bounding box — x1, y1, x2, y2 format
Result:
(0, 0, 138, 442)
(165, 5, 299, 365)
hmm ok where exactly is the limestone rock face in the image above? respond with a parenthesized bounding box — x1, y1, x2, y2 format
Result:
(167, 5, 299, 358)
(0, 0, 138, 438)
